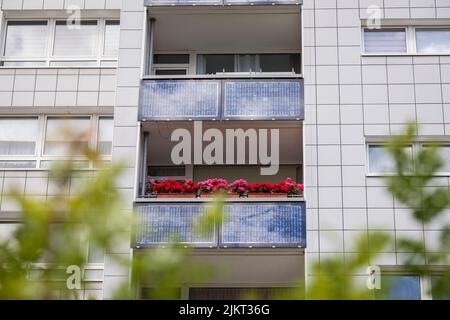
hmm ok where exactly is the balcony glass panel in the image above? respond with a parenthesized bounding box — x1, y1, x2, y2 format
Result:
(140, 80, 221, 120)
(135, 204, 216, 247)
(221, 202, 305, 247)
(223, 80, 304, 119)
(134, 201, 306, 248)
(139, 79, 304, 121)
(145, 0, 222, 5)
(144, 0, 301, 5)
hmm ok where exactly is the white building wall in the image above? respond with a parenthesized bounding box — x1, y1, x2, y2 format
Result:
(103, 0, 145, 299)
(303, 0, 450, 288)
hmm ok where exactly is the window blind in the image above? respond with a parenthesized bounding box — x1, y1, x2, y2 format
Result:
(97, 117, 113, 155)
(104, 21, 120, 56)
(53, 21, 98, 57)
(44, 118, 91, 155)
(0, 118, 38, 155)
(364, 29, 407, 53)
(4, 21, 48, 57)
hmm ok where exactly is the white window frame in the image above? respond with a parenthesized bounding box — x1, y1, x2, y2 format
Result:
(0, 115, 113, 170)
(0, 18, 120, 68)
(361, 26, 450, 56)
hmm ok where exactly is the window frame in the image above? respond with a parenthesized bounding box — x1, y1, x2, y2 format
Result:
(0, 115, 113, 170)
(361, 26, 450, 56)
(0, 18, 120, 68)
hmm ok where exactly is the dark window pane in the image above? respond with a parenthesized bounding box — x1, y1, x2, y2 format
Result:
(189, 288, 297, 300)
(259, 54, 301, 73)
(141, 288, 181, 300)
(155, 69, 187, 75)
(197, 54, 235, 74)
(154, 54, 190, 64)
(376, 275, 421, 300)
(148, 166, 186, 176)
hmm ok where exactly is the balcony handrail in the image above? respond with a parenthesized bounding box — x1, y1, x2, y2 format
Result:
(142, 73, 303, 80)
(145, 0, 303, 7)
(135, 197, 305, 202)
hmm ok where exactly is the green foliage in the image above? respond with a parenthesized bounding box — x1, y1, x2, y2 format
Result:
(305, 233, 390, 300)
(386, 123, 450, 299)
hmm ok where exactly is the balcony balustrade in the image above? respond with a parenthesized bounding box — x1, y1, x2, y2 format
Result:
(134, 200, 306, 249)
(139, 78, 304, 121)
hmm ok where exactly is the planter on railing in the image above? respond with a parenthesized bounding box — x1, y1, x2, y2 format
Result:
(246, 193, 287, 198)
(155, 193, 197, 198)
(146, 178, 304, 199)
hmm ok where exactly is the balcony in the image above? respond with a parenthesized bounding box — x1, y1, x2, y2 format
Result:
(139, 78, 304, 121)
(145, 0, 302, 6)
(134, 199, 306, 249)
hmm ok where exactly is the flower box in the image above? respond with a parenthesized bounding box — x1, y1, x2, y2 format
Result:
(200, 192, 240, 198)
(247, 192, 288, 198)
(156, 193, 196, 199)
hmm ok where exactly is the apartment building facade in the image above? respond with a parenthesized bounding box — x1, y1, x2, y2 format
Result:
(0, 0, 448, 300)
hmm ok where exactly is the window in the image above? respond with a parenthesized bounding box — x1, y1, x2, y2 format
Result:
(259, 54, 301, 73)
(0, 118, 38, 155)
(375, 275, 421, 300)
(154, 69, 187, 76)
(44, 118, 91, 156)
(367, 144, 413, 174)
(154, 54, 189, 64)
(3, 21, 48, 58)
(1, 19, 120, 67)
(196, 53, 301, 75)
(0, 116, 112, 169)
(363, 29, 407, 53)
(416, 28, 450, 54)
(53, 21, 98, 57)
(103, 21, 120, 57)
(97, 117, 113, 155)
(363, 26, 450, 55)
(152, 54, 191, 75)
(431, 275, 450, 300)
(422, 144, 450, 173)
(197, 54, 235, 74)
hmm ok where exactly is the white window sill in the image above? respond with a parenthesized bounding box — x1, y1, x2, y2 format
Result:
(361, 53, 450, 57)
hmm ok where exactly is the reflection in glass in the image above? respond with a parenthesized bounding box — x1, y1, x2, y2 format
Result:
(223, 80, 304, 119)
(135, 202, 306, 248)
(368, 145, 412, 174)
(416, 28, 450, 54)
(141, 80, 220, 119)
(376, 275, 421, 300)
